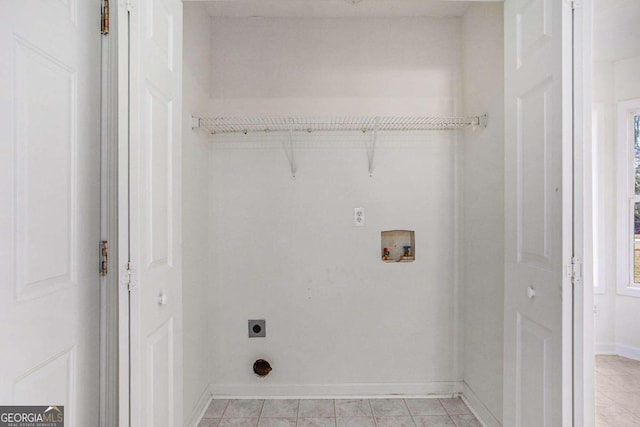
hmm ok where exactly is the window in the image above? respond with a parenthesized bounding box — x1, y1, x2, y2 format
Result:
(616, 100, 640, 296)
(633, 115, 640, 285)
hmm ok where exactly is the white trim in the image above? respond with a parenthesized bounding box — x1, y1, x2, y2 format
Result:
(99, 7, 120, 426)
(210, 382, 463, 398)
(461, 382, 502, 427)
(616, 343, 640, 361)
(616, 99, 640, 298)
(186, 386, 213, 427)
(594, 342, 640, 361)
(562, 0, 576, 423)
(595, 342, 617, 355)
(116, 0, 131, 425)
(572, 2, 594, 427)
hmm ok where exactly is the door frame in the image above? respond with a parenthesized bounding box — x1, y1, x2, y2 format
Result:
(571, 0, 595, 426)
(99, 0, 121, 424)
(115, 1, 131, 426)
(114, 0, 185, 425)
(104, 1, 596, 425)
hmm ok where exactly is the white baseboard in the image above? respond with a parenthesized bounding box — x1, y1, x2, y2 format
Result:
(595, 342, 640, 361)
(186, 386, 213, 427)
(210, 382, 463, 398)
(616, 343, 640, 361)
(461, 383, 501, 427)
(595, 342, 616, 355)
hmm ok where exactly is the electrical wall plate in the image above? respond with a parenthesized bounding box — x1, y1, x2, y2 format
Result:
(248, 319, 266, 338)
(354, 207, 365, 226)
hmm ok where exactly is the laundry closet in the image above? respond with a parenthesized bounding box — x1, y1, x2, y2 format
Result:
(178, 2, 505, 426)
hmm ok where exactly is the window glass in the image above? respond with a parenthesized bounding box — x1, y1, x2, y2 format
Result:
(635, 201, 640, 286)
(633, 116, 640, 287)
(635, 116, 640, 194)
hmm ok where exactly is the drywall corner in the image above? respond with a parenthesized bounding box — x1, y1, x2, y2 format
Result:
(461, 2, 505, 424)
(182, 2, 213, 425)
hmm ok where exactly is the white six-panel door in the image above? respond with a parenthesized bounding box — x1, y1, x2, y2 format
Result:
(127, 0, 183, 425)
(0, 0, 101, 425)
(504, 0, 574, 425)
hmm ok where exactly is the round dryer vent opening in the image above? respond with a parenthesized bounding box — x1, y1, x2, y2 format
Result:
(253, 359, 272, 377)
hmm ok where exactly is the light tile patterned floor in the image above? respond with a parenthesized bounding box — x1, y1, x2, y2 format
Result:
(596, 355, 640, 426)
(198, 398, 481, 427)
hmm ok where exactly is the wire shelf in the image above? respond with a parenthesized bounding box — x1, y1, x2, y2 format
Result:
(194, 115, 487, 135)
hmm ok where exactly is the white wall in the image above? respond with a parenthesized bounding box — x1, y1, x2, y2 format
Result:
(209, 134, 460, 395)
(461, 4, 504, 425)
(593, 61, 617, 352)
(593, 56, 640, 359)
(208, 17, 461, 117)
(182, 4, 212, 425)
(614, 56, 640, 101)
(206, 16, 464, 395)
(613, 56, 640, 357)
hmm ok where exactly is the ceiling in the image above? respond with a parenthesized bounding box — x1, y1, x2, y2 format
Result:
(196, 0, 481, 18)
(593, 0, 640, 62)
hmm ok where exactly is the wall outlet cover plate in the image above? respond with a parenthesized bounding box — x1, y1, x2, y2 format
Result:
(354, 207, 365, 226)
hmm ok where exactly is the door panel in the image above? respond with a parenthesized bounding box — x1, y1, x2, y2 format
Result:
(14, 37, 78, 299)
(13, 349, 74, 406)
(128, 0, 183, 424)
(517, 77, 553, 271)
(516, 313, 552, 427)
(516, 0, 552, 69)
(504, 0, 573, 425)
(0, 0, 101, 425)
(145, 84, 173, 269)
(146, 319, 174, 427)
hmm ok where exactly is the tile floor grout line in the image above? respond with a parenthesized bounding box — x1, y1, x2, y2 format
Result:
(213, 397, 481, 427)
(440, 398, 456, 418)
(368, 399, 379, 427)
(256, 398, 264, 427)
(401, 398, 417, 427)
(332, 399, 337, 427)
(220, 400, 230, 419)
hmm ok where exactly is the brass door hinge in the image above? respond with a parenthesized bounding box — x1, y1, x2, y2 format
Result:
(101, 0, 109, 35)
(100, 241, 109, 276)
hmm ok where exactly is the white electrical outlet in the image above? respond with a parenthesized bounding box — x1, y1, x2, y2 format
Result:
(354, 207, 365, 226)
(594, 304, 599, 317)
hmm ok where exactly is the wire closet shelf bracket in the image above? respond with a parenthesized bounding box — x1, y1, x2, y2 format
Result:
(192, 115, 488, 177)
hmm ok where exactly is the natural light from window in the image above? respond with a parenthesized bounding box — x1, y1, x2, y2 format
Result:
(633, 115, 640, 286)
(616, 101, 640, 296)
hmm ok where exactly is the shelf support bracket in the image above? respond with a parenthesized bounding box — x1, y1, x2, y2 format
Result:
(476, 114, 488, 129)
(190, 116, 202, 131)
(364, 118, 380, 177)
(283, 128, 296, 178)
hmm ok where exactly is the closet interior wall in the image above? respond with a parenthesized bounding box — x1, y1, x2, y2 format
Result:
(181, 3, 505, 426)
(207, 14, 462, 397)
(461, 3, 504, 425)
(182, 3, 212, 426)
